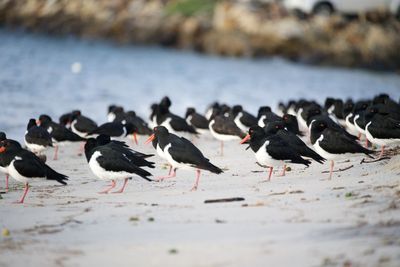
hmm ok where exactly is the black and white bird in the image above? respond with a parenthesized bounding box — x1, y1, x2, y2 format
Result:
(89, 121, 138, 144)
(281, 114, 303, 136)
(185, 107, 209, 134)
(310, 119, 373, 179)
(24, 119, 53, 155)
(231, 105, 257, 132)
(84, 137, 154, 194)
(124, 111, 152, 136)
(38, 115, 85, 160)
(209, 113, 245, 156)
(240, 126, 311, 181)
(0, 132, 11, 191)
(264, 121, 325, 172)
(365, 105, 400, 158)
(145, 126, 223, 191)
(0, 139, 68, 203)
(153, 98, 198, 135)
(257, 106, 282, 128)
(70, 111, 98, 138)
(107, 105, 125, 122)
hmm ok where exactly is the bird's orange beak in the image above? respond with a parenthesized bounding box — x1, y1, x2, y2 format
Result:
(132, 132, 138, 145)
(240, 134, 251, 144)
(144, 134, 155, 145)
(0, 147, 6, 153)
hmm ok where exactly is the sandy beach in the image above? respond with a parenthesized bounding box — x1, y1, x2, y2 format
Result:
(1, 135, 399, 267)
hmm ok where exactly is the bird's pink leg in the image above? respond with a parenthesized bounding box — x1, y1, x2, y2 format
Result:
(168, 165, 172, 176)
(220, 141, 224, 156)
(5, 174, 9, 192)
(267, 167, 273, 181)
(156, 168, 176, 181)
(53, 145, 59, 160)
(77, 142, 85, 155)
(98, 180, 116, 194)
(190, 170, 201, 191)
(279, 165, 286, 177)
(365, 139, 369, 148)
(112, 178, 129, 194)
(378, 145, 385, 159)
(13, 183, 29, 204)
(329, 160, 334, 180)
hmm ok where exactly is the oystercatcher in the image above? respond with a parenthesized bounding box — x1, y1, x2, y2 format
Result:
(257, 106, 282, 128)
(24, 119, 53, 155)
(58, 110, 80, 128)
(154, 99, 198, 135)
(89, 121, 138, 144)
(281, 114, 303, 136)
(264, 121, 325, 172)
(209, 113, 245, 156)
(365, 106, 400, 158)
(84, 138, 154, 194)
(231, 105, 257, 132)
(38, 114, 85, 160)
(240, 126, 311, 181)
(70, 111, 98, 138)
(205, 102, 220, 120)
(345, 100, 369, 140)
(310, 119, 373, 179)
(125, 111, 152, 135)
(185, 107, 209, 134)
(0, 132, 10, 191)
(107, 105, 124, 122)
(0, 140, 68, 203)
(145, 126, 222, 191)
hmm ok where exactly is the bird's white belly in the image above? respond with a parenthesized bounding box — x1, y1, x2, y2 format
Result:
(345, 113, 360, 136)
(234, 113, 248, 132)
(365, 122, 400, 146)
(25, 138, 47, 154)
(209, 120, 240, 141)
(254, 141, 284, 167)
(88, 152, 131, 181)
(164, 144, 194, 170)
(8, 159, 42, 183)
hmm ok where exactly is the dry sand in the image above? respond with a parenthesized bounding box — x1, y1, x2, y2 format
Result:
(0, 135, 400, 267)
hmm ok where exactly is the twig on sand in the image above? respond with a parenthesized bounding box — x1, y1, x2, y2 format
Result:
(322, 165, 354, 173)
(204, 197, 245, 204)
(360, 157, 391, 164)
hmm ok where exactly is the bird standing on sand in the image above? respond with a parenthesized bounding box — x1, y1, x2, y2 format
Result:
(310, 119, 373, 179)
(84, 137, 154, 194)
(185, 107, 209, 134)
(24, 118, 53, 155)
(70, 111, 98, 138)
(209, 113, 245, 156)
(241, 126, 311, 181)
(38, 115, 85, 160)
(145, 126, 223, 191)
(231, 105, 257, 132)
(0, 140, 68, 203)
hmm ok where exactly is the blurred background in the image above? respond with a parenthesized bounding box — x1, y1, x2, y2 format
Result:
(0, 0, 399, 139)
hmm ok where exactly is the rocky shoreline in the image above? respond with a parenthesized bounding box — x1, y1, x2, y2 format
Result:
(1, 0, 400, 70)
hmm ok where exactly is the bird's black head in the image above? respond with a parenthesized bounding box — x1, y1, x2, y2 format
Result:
(84, 138, 97, 162)
(27, 118, 37, 130)
(185, 107, 196, 118)
(342, 99, 354, 117)
(220, 104, 231, 116)
(353, 100, 369, 113)
(324, 97, 335, 110)
(124, 123, 138, 135)
(305, 105, 322, 119)
(160, 96, 171, 108)
(153, 126, 169, 137)
(126, 111, 136, 118)
(248, 126, 265, 139)
(264, 121, 285, 135)
(364, 105, 387, 122)
(0, 139, 22, 153)
(38, 114, 52, 127)
(373, 93, 390, 105)
(108, 105, 117, 113)
(0, 132, 6, 141)
(310, 119, 328, 134)
(70, 110, 82, 120)
(257, 106, 272, 118)
(96, 134, 111, 146)
(231, 105, 243, 116)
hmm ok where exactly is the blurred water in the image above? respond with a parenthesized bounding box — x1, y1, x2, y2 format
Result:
(0, 28, 399, 140)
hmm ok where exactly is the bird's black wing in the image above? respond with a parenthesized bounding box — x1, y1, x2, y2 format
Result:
(266, 136, 310, 166)
(75, 116, 98, 133)
(169, 114, 198, 134)
(213, 117, 245, 137)
(319, 129, 371, 155)
(12, 151, 47, 178)
(25, 127, 53, 146)
(241, 111, 257, 126)
(191, 113, 209, 129)
(90, 123, 123, 136)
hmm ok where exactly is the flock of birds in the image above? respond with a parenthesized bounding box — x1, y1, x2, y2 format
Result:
(0, 93, 399, 204)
